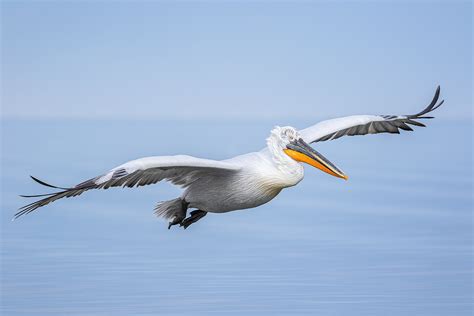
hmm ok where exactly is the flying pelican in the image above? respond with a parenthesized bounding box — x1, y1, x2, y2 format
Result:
(16, 87, 444, 229)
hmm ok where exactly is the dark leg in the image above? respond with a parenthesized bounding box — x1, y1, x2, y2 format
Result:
(168, 216, 184, 229)
(167, 199, 189, 229)
(180, 210, 207, 229)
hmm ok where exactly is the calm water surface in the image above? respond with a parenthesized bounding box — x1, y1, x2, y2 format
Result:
(1, 119, 472, 315)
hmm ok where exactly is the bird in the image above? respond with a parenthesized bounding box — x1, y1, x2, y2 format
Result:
(15, 86, 444, 229)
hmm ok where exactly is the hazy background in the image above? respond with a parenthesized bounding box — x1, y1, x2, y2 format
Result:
(1, 1, 472, 315)
(2, 1, 472, 120)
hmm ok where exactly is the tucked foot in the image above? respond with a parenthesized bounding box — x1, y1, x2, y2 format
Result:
(180, 210, 207, 229)
(161, 198, 188, 229)
(168, 215, 185, 229)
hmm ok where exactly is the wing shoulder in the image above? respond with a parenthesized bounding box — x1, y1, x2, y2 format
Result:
(93, 155, 241, 185)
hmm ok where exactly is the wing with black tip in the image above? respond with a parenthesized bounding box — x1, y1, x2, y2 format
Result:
(15, 155, 240, 219)
(299, 86, 444, 143)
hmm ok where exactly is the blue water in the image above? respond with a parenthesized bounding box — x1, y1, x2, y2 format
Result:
(1, 119, 472, 315)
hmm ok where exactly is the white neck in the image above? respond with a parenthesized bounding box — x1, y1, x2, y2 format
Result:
(266, 132, 304, 178)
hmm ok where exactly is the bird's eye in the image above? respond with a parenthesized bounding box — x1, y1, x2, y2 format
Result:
(283, 130, 295, 141)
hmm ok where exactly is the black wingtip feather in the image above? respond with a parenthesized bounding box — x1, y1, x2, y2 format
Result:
(432, 99, 444, 111)
(30, 176, 70, 190)
(407, 86, 444, 119)
(19, 192, 58, 198)
(406, 119, 426, 127)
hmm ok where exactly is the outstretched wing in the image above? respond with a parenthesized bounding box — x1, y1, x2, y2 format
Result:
(299, 86, 444, 144)
(16, 155, 241, 219)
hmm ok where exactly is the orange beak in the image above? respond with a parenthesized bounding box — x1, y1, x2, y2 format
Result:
(284, 139, 348, 180)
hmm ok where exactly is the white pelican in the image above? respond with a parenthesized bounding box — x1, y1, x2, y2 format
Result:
(16, 87, 444, 229)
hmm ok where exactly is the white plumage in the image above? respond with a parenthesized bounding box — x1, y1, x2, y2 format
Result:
(16, 87, 444, 229)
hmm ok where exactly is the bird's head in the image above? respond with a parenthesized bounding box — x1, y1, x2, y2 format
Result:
(267, 126, 348, 180)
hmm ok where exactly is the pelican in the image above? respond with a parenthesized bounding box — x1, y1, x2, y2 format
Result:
(16, 87, 444, 229)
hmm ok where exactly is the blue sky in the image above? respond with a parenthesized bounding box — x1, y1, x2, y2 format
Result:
(1, 1, 472, 120)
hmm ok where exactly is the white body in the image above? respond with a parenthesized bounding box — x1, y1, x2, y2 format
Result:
(184, 150, 303, 213)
